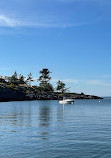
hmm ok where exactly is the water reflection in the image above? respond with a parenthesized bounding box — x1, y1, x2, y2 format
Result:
(38, 101, 52, 140)
(0, 102, 33, 128)
(0, 100, 111, 158)
(57, 105, 64, 121)
(39, 105, 50, 127)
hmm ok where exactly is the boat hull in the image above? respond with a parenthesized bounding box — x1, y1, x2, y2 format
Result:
(59, 100, 74, 104)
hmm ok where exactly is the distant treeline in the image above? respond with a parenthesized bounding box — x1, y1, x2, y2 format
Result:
(0, 68, 69, 93)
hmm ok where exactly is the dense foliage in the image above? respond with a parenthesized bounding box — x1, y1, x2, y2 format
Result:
(56, 80, 69, 93)
(0, 68, 68, 93)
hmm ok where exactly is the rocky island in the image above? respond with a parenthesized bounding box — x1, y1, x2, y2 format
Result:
(0, 69, 103, 102)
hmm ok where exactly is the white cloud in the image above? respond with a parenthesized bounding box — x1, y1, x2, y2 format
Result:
(102, 74, 111, 78)
(0, 15, 22, 27)
(0, 14, 87, 28)
(52, 78, 79, 84)
(52, 78, 111, 86)
(0, 0, 110, 29)
(84, 80, 107, 86)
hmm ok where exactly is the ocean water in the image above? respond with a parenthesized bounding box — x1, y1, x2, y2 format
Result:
(0, 99, 111, 158)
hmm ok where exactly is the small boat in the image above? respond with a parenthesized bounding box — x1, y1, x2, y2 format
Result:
(59, 98, 74, 104)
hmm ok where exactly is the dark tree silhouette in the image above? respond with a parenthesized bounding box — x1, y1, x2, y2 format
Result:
(56, 80, 69, 93)
(38, 68, 53, 92)
(26, 73, 33, 85)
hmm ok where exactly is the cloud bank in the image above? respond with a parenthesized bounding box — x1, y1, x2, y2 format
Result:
(52, 78, 111, 87)
(0, 14, 87, 28)
(0, 0, 110, 29)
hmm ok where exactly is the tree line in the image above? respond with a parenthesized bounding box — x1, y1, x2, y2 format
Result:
(0, 68, 69, 93)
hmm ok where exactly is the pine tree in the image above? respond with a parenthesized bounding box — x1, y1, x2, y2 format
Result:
(56, 80, 69, 93)
(27, 73, 33, 85)
(38, 68, 53, 91)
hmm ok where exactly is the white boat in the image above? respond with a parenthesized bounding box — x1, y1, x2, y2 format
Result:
(59, 98, 74, 104)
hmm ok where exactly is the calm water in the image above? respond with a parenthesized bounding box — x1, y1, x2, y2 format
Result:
(0, 99, 111, 158)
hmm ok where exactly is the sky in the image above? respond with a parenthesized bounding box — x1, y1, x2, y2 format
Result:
(0, 0, 111, 96)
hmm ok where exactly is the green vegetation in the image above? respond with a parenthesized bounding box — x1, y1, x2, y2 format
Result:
(38, 68, 53, 92)
(56, 80, 69, 93)
(0, 68, 67, 93)
(0, 69, 102, 101)
(26, 73, 33, 85)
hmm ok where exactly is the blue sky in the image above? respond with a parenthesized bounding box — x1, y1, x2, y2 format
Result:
(0, 0, 111, 96)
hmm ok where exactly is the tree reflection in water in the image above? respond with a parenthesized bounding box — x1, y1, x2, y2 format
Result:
(39, 106, 50, 127)
(39, 101, 51, 140)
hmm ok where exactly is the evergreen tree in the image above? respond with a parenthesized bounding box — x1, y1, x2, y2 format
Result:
(56, 80, 69, 93)
(38, 68, 51, 83)
(0, 75, 6, 83)
(19, 74, 25, 84)
(27, 73, 33, 85)
(10, 71, 18, 84)
(38, 68, 53, 91)
(14, 71, 17, 79)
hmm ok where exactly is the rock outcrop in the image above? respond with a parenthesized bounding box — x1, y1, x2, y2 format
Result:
(0, 83, 103, 102)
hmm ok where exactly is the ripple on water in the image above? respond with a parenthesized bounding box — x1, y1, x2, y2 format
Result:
(0, 100, 111, 158)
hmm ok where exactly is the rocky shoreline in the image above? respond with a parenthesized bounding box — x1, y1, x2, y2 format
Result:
(0, 83, 103, 102)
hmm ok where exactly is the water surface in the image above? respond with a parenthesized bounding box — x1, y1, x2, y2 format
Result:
(0, 99, 111, 158)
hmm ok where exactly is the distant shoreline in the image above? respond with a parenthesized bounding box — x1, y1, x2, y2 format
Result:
(0, 83, 103, 102)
